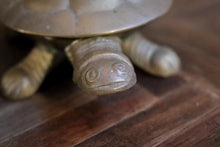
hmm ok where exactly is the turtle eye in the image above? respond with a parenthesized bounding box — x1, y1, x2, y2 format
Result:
(85, 67, 100, 83)
(112, 62, 128, 74)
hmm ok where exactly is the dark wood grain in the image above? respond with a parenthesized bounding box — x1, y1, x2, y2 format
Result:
(157, 108, 220, 147)
(136, 70, 186, 97)
(0, 0, 219, 146)
(0, 85, 158, 147)
(0, 81, 97, 143)
(77, 86, 220, 147)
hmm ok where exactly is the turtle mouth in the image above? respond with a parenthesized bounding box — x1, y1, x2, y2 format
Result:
(91, 81, 129, 91)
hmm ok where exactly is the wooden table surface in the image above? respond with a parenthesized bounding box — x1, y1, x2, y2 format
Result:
(0, 0, 219, 146)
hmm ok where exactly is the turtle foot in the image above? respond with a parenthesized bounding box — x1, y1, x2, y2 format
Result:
(123, 32, 181, 77)
(1, 44, 58, 100)
(1, 67, 38, 100)
(150, 48, 181, 77)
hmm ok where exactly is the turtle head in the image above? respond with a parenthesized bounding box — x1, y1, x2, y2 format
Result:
(75, 56, 136, 95)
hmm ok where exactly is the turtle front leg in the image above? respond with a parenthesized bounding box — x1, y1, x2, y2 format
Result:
(65, 36, 136, 95)
(122, 32, 181, 77)
(1, 44, 58, 100)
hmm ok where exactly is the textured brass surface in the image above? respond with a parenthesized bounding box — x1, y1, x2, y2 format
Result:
(65, 36, 136, 95)
(0, 0, 172, 37)
(123, 32, 181, 77)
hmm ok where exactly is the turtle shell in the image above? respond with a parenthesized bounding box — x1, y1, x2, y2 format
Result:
(0, 0, 172, 38)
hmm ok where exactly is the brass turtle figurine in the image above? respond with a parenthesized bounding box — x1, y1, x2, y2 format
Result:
(0, 0, 180, 100)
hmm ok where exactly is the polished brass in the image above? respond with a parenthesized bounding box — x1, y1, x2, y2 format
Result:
(123, 32, 181, 77)
(65, 36, 136, 95)
(0, 0, 173, 37)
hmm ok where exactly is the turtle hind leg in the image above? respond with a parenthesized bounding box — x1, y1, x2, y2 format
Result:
(1, 44, 58, 100)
